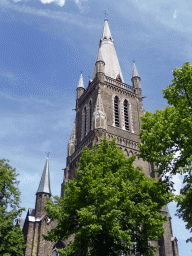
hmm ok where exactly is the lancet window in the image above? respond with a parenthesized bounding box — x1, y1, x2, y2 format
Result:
(84, 106, 87, 136)
(89, 100, 92, 131)
(114, 96, 119, 127)
(124, 99, 129, 131)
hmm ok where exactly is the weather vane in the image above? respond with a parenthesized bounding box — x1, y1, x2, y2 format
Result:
(45, 152, 51, 157)
(80, 70, 83, 74)
(132, 60, 135, 63)
(104, 9, 108, 19)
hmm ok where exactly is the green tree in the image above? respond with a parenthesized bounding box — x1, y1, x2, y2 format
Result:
(43, 138, 173, 256)
(139, 61, 192, 242)
(0, 159, 26, 256)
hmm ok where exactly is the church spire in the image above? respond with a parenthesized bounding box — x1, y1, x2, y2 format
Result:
(36, 156, 51, 195)
(91, 19, 124, 82)
(101, 18, 113, 41)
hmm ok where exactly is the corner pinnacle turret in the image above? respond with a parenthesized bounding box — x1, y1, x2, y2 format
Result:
(77, 72, 84, 88)
(132, 61, 140, 79)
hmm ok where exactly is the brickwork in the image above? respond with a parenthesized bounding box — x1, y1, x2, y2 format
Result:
(62, 70, 179, 256)
(35, 193, 50, 219)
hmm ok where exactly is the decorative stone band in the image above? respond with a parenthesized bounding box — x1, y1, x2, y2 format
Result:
(69, 132, 139, 167)
(106, 132, 139, 150)
(70, 137, 92, 163)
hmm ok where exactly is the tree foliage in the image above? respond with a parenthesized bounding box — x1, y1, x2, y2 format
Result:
(139, 61, 192, 242)
(44, 138, 173, 256)
(0, 159, 26, 256)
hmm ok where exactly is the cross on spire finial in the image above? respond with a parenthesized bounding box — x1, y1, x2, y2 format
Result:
(45, 152, 50, 158)
(104, 9, 108, 20)
(80, 70, 83, 74)
(132, 60, 135, 63)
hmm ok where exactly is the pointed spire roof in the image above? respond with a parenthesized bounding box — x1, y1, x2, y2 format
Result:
(132, 62, 140, 78)
(91, 19, 124, 82)
(101, 18, 112, 41)
(36, 156, 51, 195)
(77, 73, 84, 88)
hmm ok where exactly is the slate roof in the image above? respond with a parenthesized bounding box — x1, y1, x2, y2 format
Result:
(36, 157, 51, 195)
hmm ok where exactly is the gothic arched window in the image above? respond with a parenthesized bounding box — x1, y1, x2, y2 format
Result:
(114, 96, 119, 127)
(124, 99, 129, 131)
(89, 101, 92, 131)
(84, 106, 87, 136)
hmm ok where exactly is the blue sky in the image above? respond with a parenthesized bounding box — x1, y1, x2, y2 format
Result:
(0, 0, 191, 255)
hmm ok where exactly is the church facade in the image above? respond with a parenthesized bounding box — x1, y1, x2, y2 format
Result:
(22, 18, 179, 256)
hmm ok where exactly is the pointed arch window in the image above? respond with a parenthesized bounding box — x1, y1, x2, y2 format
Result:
(124, 99, 129, 131)
(84, 106, 87, 136)
(114, 96, 119, 127)
(89, 101, 92, 131)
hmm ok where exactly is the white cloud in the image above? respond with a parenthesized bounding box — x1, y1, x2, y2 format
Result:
(40, 0, 65, 7)
(0, 0, 99, 29)
(11, 0, 86, 8)
(173, 10, 177, 19)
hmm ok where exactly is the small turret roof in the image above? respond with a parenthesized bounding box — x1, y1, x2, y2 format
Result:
(77, 73, 84, 88)
(132, 62, 140, 78)
(96, 47, 104, 63)
(36, 156, 51, 195)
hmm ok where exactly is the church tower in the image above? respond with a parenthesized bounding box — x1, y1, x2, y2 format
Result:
(62, 18, 179, 256)
(22, 156, 68, 256)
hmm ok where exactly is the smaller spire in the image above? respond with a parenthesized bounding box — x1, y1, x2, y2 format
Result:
(77, 72, 84, 88)
(132, 61, 140, 78)
(96, 48, 105, 64)
(36, 156, 51, 195)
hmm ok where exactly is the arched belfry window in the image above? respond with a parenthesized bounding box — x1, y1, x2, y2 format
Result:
(84, 106, 87, 136)
(124, 99, 129, 131)
(89, 100, 92, 131)
(114, 96, 119, 127)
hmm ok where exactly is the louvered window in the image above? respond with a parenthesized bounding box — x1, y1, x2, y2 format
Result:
(89, 101, 92, 131)
(84, 106, 87, 136)
(114, 96, 119, 127)
(124, 100, 129, 131)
